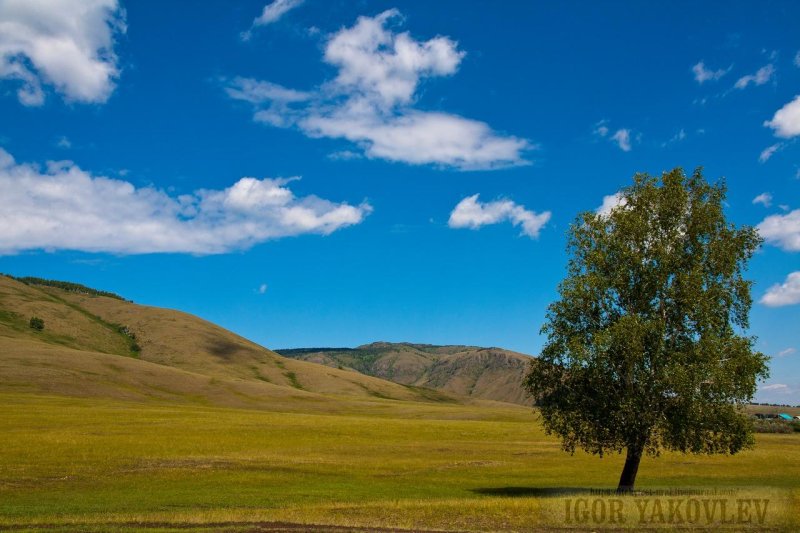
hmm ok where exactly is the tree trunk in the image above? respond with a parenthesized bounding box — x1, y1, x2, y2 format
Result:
(616, 443, 643, 493)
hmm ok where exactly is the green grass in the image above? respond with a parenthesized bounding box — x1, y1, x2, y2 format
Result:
(1, 393, 798, 532)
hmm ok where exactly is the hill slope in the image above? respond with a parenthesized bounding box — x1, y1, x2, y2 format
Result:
(0, 275, 459, 408)
(278, 342, 533, 405)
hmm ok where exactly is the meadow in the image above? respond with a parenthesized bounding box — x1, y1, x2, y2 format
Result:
(2, 393, 798, 532)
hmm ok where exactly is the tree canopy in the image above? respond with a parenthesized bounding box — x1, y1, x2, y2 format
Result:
(524, 168, 769, 492)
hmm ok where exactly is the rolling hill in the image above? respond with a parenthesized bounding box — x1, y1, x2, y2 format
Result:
(278, 342, 533, 405)
(0, 275, 465, 410)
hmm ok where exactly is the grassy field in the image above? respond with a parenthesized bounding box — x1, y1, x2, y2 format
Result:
(2, 393, 799, 532)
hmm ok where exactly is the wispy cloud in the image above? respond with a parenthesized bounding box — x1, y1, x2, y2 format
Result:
(0, 0, 125, 106)
(760, 272, 800, 307)
(778, 347, 797, 357)
(258, 283, 268, 294)
(692, 61, 728, 83)
(448, 195, 550, 239)
(752, 192, 773, 207)
(734, 64, 775, 89)
(0, 148, 370, 255)
(227, 9, 531, 170)
(593, 122, 633, 151)
(661, 128, 686, 147)
(759, 142, 783, 162)
(760, 383, 790, 392)
(611, 129, 632, 151)
(242, 0, 304, 40)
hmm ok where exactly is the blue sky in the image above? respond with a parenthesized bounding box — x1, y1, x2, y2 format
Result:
(0, 0, 798, 403)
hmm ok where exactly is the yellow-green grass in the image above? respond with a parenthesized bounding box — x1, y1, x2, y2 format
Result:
(2, 393, 798, 532)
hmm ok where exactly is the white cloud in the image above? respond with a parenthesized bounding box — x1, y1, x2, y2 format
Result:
(0, 148, 370, 255)
(596, 192, 627, 217)
(661, 128, 686, 147)
(752, 192, 772, 207)
(692, 61, 728, 83)
(764, 95, 800, 139)
(611, 129, 632, 151)
(760, 272, 800, 307)
(759, 383, 789, 392)
(794, 51, 800, 68)
(759, 142, 783, 162)
(593, 122, 635, 151)
(593, 120, 610, 137)
(757, 209, 800, 251)
(225, 77, 311, 127)
(254, 0, 303, 25)
(734, 64, 775, 89)
(242, 0, 304, 40)
(448, 194, 550, 238)
(227, 9, 530, 170)
(56, 136, 72, 149)
(778, 347, 796, 357)
(0, 0, 124, 106)
(258, 283, 268, 294)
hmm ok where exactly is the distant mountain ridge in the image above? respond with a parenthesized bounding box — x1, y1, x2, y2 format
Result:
(277, 342, 534, 405)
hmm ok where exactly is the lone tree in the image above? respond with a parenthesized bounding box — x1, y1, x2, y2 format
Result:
(524, 168, 768, 492)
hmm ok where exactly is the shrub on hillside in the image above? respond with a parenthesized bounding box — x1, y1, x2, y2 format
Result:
(752, 419, 794, 433)
(29, 316, 44, 331)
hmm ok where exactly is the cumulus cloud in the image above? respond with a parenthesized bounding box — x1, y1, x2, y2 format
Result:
(760, 272, 800, 307)
(734, 64, 775, 90)
(752, 192, 772, 207)
(596, 192, 627, 217)
(764, 95, 800, 138)
(692, 61, 728, 83)
(778, 347, 796, 357)
(0, 0, 124, 106)
(0, 148, 370, 255)
(242, 0, 304, 40)
(448, 194, 550, 238)
(757, 209, 800, 251)
(227, 9, 530, 170)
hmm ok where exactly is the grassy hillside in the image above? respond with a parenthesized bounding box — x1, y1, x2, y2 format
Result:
(0, 275, 462, 407)
(278, 342, 533, 405)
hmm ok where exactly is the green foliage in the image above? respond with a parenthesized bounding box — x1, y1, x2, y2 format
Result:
(115, 325, 141, 355)
(525, 169, 769, 471)
(29, 316, 44, 331)
(10, 276, 127, 301)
